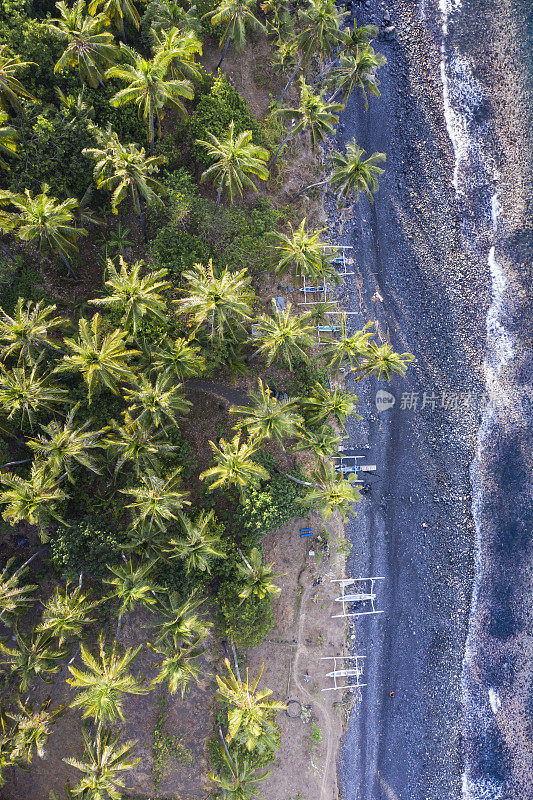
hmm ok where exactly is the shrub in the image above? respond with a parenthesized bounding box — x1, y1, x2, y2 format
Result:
(8, 107, 94, 200)
(189, 73, 261, 165)
(50, 520, 130, 580)
(236, 456, 304, 544)
(0, 266, 53, 315)
(150, 226, 211, 282)
(218, 580, 275, 648)
(286, 357, 330, 396)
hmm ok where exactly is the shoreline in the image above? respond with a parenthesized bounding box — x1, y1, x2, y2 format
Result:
(331, 1, 532, 799)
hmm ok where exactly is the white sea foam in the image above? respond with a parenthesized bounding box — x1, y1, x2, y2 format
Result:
(486, 246, 515, 376)
(438, 4, 515, 800)
(490, 192, 502, 231)
(488, 688, 501, 714)
(462, 775, 504, 800)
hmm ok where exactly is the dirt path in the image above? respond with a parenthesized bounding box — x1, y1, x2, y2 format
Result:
(246, 512, 351, 800)
(292, 580, 339, 800)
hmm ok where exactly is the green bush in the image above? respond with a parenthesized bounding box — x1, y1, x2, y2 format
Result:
(286, 357, 330, 396)
(0, 266, 53, 315)
(189, 72, 261, 165)
(50, 520, 130, 580)
(236, 456, 304, 544)
(8, 107, 94, 200)
(150, 226, 211, 282)
(218, 580, 275, 648)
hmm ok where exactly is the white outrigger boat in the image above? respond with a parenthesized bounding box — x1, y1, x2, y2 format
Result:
(317, 655, 367, 692)
(331, 576, 385, 618)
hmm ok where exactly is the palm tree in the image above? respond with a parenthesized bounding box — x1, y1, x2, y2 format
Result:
(164, 510, 225, 573)
(64, 727, 139, 798)
(216, 659, 285, 750)
(237, 547, 281, 602)
(329, 138, 386, 206)
(341, 20, 378, 55)
(90, 257, 170, 334)
(56, 313, 139, 402)
(230, 379, 302, 446)
(147, 0, 202, 36)
(7, 698, 66, 763)
(204, 0, 266, 69)
(149, 636, 204, 696)
(301, 460, 361, 520)
(104, 559, 163, 618)
(104, 415, 175, 475)
(0, 464, 68, 533)
(272, 217, 338, 284)
(209, 745, 269, 800)
(122, 468, 190, 534)
(251, 300, 315, 369)
(278, 0, 346, 101)
(151, 336, 205, 380)
(37, 583, 100, 646)
(0, 733, 22, 787)
(293, 426, 344, 459)
(123, 373, 191, 428)
(0, 557, 37, 621)
(46, 0, 120, 88)
(67, 634, 148, 725)
(197, 122, 269, 205)
(27, 407, 104, 480)
(301, 382, 360, 432)
(0, 362, 69, 428)
(353, 340, 415, 381)
(83, 127, 167, 234)
(0, 186, 87, 277)
(153, 591, 210, 648)
(0, 45, 36, 113)
(200, 433, 269, 498)
(321, 317, 375, 372)
(0, 299, 67, 364)
(107, 45, 194, 153)
(0, 629, 65, 692)
(0, 111, 18, 170)
(89, 0, 142, 40)
(175, 260, 253, 341)
(327, 45, 386, 107)
(270, 78, 343, 167)
(152, 26, 203, 83)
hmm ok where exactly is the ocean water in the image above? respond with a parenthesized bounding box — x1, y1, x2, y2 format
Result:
(439, 1, 533, 798)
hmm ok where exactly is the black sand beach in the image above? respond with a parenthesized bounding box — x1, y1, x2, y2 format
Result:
(331, 1, 532, 798)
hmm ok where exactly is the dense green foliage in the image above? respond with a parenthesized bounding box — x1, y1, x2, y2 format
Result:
(189, 72, 261, 164)
(0, 1, 405, 796)
(237, 470, 303, 544)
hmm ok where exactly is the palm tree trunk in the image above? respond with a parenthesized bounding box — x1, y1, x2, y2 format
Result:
(268, 130, 294, 169)
(313, 57, 338, 84)
(57, 250, 78, 280)
(230, 639, 241, 681)
(132, 186, 147, 240)
(273, 467, 317, 488)
(215, 187, 223, 207)
(149, 115, 155, 156)
(327, 87, 342, 103)
(237, 547, 252, 571)
(12, 547, 46, 579)
(279, 55, 305, 103)
(0, 458, 32, 470)
(217, 36, 232, 71)
(291, 179, 329, 202)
